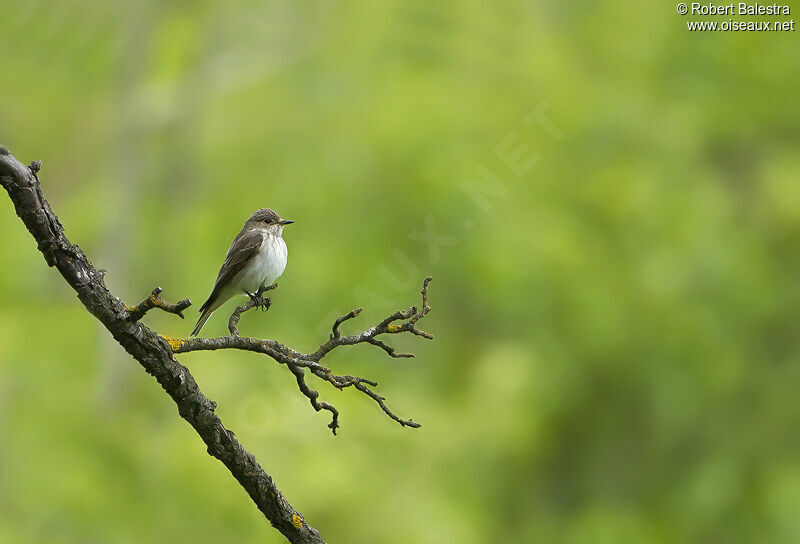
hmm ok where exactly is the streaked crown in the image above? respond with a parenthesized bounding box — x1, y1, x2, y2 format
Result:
(248, 208, 282, 223)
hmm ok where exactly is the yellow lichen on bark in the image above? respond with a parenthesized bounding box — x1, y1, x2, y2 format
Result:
(161, 335, 185, 351)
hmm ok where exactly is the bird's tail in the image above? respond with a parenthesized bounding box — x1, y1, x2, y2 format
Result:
(190, 306, 214, 337)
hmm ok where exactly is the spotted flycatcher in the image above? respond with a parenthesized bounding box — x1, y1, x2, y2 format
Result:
(191, 208, 293, 336)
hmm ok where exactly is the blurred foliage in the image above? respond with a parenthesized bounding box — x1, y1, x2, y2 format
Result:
(2, 1, 800, 542)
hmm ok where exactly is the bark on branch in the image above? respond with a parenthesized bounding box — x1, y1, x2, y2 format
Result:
(0, 147, 433, 543)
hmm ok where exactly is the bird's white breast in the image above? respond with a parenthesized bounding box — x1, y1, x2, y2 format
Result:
(236, 231, 288, 294)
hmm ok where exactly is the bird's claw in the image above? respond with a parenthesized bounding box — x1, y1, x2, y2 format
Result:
(246, 291, 271, 311)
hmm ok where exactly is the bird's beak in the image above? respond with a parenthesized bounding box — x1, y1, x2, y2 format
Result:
(279, 219, 294, 225)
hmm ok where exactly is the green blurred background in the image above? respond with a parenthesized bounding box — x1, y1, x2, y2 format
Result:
(2, 1, 800, 542)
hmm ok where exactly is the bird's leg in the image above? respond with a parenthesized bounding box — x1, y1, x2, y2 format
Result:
(255, 283, 273, 312)
(244, 290, 268, 311)
(246, 283, 276, 312)
(245, 290, 260, 305)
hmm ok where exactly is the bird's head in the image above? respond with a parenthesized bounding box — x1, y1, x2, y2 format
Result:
(246, 208, 294, 234)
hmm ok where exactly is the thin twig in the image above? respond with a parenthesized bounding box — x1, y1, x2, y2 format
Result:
(289, 365, 340, 435)
(127, 287, 192, 321)
(331, 308, 362, 339)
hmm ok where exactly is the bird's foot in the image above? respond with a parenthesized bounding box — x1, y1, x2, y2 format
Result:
(246, 291, 272, 312)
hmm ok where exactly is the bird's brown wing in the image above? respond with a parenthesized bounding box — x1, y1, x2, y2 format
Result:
(199, 228, 263, 313)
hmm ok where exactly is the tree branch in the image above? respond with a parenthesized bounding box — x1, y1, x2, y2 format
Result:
(0, 147, 432, 543)
(127, 286, 192, 321)
(170, 277, 433, 434)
